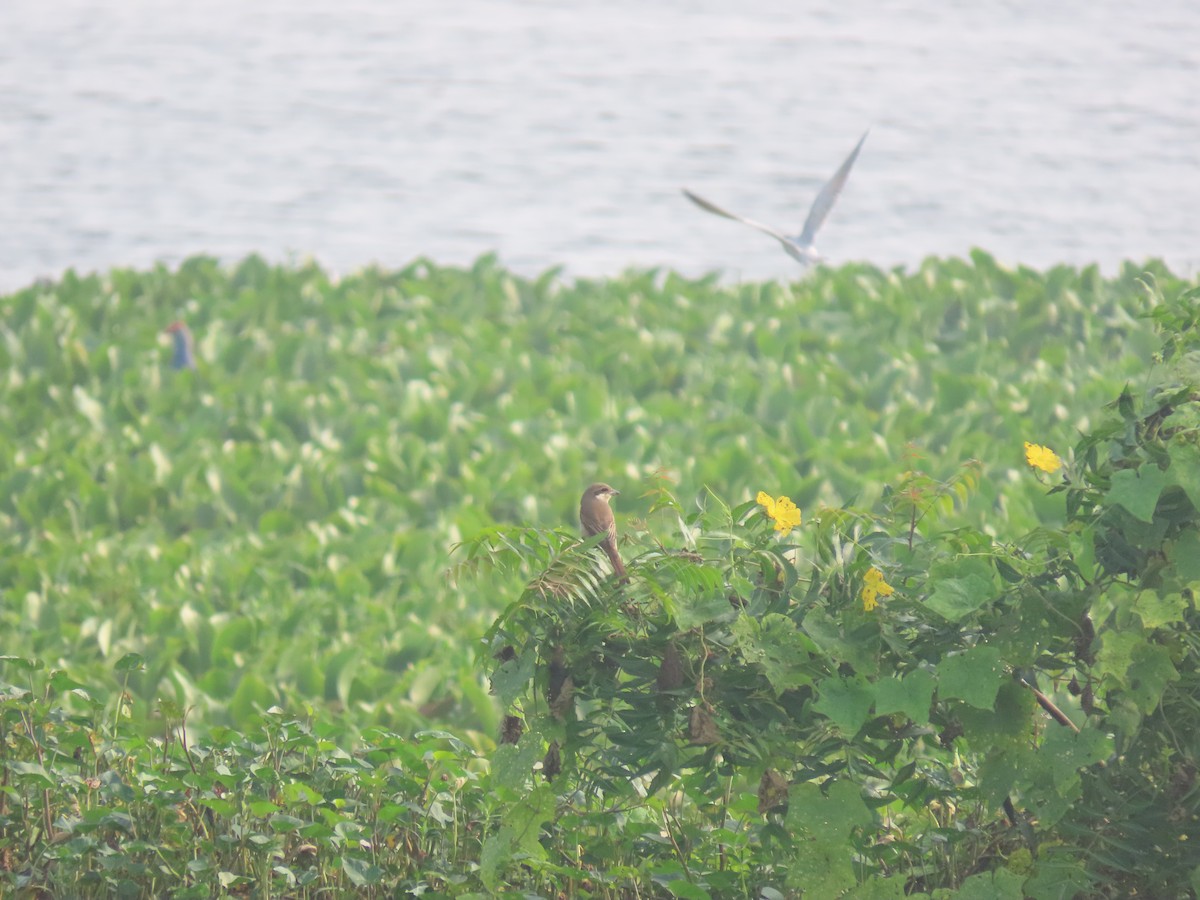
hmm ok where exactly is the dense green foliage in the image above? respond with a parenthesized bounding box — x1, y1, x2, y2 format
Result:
(474, 304, 1200, 897)
(1, 255, 1198, 896)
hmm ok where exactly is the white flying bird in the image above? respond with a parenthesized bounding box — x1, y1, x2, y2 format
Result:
(683, 129, 869, 265)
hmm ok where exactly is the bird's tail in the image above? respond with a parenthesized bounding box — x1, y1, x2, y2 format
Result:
(604, 544, 629, 584)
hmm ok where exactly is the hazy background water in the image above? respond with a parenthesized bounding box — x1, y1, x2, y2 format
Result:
(2, 0, 1198, 292)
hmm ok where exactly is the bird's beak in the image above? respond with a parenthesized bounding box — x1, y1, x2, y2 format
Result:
(610, 489, 620, 496)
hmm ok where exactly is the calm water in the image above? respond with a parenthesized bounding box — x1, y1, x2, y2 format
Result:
(2, 0, 1198, 291)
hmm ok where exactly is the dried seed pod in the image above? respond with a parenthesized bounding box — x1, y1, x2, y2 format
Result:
(549, 675, 575, 721)
(939, 721, 963, 748)
(547, 646, 574, 720)
(757, 768, 789, 813)
(500, 714, 524, 745)
(494, 645, 516, 663)
(548, 646, 568, 697)
(688, 705, 720, 745)
(1075, 614, 1096, 666)
(657, 642, 685, 692)
(542, 741, 561, 781)
(1081, 682, 1097, 716)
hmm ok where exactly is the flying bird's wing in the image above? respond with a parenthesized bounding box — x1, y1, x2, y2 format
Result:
(797, 129, 868, 247)
(682, 189, 796, 248)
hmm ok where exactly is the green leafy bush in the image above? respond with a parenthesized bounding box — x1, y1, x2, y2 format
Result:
(468, 284, 1200, 897)
(1, 257, 1198, 897)
(0, 670, 489, 897)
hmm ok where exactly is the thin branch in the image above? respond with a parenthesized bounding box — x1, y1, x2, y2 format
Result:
(1026, 682, 1080, 732)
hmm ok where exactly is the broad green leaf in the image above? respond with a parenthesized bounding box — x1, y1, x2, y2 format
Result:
(786, 840, 857, 897)
(924, 574, 994, 621)
(212, 618, 257, 659)
(1125, 642, 1179, 713)
(7, 761, 55, 787)
(200, 797, 237, 818)
(785, 780, 871, 839)
(282, 782, 323, 805)
(230, 673, 274, 725)
(978, 746, 1034, 808)
(958, 681, 1033, 749)
(873, 669, 935, 724)
(479, 783, 554, 889)
(801, 607, 880, 676)
(1041, 727, 1112, 789)
(0, 656, 44, 670)
(340, 855, 383, 887)
(48, 672, 89, 696)
(665, 881, 712, 900)
(938, 646, 1004, 710)
(667, 578, 733, 629)
(268, 814, 305, 833)
(1096, 630, 1141, 684)
(784, 781, 871, 895)
(490, 648, 536, 709)
(114, 653, 145, 673)
(491, 738, 539, 791)
(844, 875, 909, 900)
(813, 675, 874, 734)
(1132, 591, 1188, 629)
(1099, 626, 1176, 712)
(731, 613, 816, 694)
(1107, 466, 1168, 523)
(1022, 853, 1092, 900)
(953, 867, 1026, 900)
(1167, 530, 1200, 583)
(1168, 440, 1200, 511)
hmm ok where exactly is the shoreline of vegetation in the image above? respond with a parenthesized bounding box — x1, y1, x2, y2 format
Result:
(2, 255, 1199, 897)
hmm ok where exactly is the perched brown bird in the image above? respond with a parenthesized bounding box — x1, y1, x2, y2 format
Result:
(579, 483, 627, 582)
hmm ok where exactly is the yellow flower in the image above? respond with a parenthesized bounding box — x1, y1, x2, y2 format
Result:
(861, 566, 894, 612)
(1024, 442, 1062, 474)
(756, 491, 802, 536)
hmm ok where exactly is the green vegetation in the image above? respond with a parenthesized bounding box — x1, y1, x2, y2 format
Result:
(1, 254, 1198, 896)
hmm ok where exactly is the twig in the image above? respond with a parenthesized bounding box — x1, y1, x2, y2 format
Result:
(1025, 682, 1080, 733)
